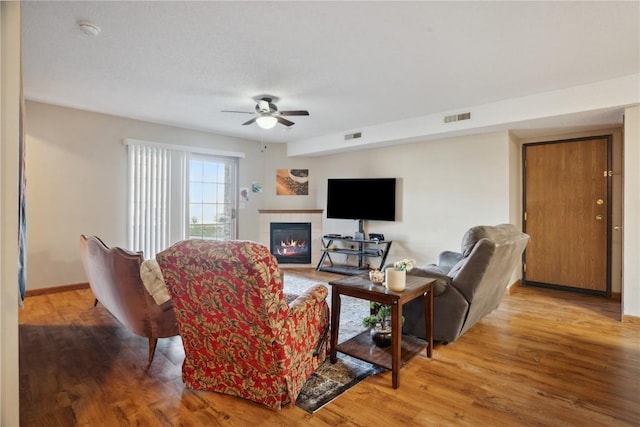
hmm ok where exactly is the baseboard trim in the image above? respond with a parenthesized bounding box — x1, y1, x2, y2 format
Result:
(622, 314, 640, 325)
(508, 281, 622, 301)
(506, 279, 521, 295)
(26, 282, 90, 297)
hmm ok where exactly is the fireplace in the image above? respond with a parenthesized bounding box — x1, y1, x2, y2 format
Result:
(270, 222, 312, 264)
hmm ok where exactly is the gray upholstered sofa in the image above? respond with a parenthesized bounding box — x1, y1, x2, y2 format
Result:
(402, 224, 530, 343)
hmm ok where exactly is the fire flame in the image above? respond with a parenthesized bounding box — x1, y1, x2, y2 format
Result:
(277, 239, 307, 255)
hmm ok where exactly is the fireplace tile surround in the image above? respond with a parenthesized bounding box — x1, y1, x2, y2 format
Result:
(258, 209, 323, 267)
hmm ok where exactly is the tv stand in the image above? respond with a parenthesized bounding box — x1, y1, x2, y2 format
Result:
(316, 235, 393, 275)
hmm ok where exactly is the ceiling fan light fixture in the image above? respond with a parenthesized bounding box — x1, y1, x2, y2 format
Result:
(256, 115, 278, 129)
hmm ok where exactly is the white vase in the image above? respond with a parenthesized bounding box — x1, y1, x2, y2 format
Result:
(385, 268, 406, 292)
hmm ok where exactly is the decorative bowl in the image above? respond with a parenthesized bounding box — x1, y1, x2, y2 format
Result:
(369, 269, 385, 284)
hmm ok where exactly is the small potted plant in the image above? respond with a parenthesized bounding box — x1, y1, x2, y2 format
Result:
(362, 302, 394, 347)
(386, 258, 415, 291)
(394, 258, 415, 272)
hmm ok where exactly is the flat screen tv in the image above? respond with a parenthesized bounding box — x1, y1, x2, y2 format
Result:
(326, 178, 396, 221)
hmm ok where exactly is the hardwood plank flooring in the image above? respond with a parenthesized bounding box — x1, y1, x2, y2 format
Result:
(19, 268, 640, 426)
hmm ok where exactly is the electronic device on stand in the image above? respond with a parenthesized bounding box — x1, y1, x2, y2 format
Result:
(319, 178, 397, 275)
(316, 234, 392, 275)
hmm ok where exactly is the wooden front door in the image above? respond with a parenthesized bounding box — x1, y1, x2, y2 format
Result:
(523, 136, 611, 295)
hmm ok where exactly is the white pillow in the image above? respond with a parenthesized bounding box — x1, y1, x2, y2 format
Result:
(140, 258, 171, 305)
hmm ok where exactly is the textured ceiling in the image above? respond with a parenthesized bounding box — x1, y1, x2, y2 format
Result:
(21, 1, 640, 146)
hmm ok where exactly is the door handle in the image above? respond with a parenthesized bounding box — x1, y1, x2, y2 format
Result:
(595, 215, 603, 221)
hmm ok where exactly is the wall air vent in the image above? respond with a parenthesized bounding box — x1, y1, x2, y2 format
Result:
(444, 112, 471, 123)
(344, 132, 362, 141)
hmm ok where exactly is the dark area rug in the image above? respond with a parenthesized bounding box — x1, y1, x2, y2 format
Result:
(283, 271, 382, 412)
(296, 354, 384, 413)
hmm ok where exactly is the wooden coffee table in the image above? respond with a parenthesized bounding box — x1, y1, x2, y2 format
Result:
(328, 274, 434, 389)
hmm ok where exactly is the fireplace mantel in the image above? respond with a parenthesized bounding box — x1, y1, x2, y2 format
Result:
(258, 209, 323, 267)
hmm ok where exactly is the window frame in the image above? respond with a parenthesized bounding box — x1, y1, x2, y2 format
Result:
(125, 138, 244, 255)
(186, 153, 239, 241)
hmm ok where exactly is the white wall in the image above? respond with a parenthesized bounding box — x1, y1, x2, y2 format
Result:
(623, 105, 640, 317)
(310, 132, 513, 266)
(27, 101, 636, 316)
(1, 2, 22, 425)
(25, 101, 267, 290)
(26, 103, 516, 291)
(508, 132, 523, 227)
(288, 75, 640, 157)
(249, 142, 319, 211)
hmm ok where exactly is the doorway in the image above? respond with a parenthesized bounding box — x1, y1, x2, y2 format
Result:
(188, 154, 238, 241)
(522, 135, 612, 296)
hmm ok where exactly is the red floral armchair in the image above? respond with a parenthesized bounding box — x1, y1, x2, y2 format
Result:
(156, 239, 330, 409)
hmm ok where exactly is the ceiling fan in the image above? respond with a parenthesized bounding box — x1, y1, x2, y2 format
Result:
(222, 96, 309, 129)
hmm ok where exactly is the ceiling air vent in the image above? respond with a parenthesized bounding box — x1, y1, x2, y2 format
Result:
(444, 112, 471, 123)
(344, 132, 362, 140)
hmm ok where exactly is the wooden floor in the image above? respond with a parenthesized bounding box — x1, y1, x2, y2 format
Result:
(19, 268, 640, 426)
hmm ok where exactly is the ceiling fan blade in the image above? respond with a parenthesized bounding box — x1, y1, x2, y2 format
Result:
(279, 110, 309, 116)
(242, 117, 258, 126)
(222, 110, 253, 114)
(276, 116, 295, 127)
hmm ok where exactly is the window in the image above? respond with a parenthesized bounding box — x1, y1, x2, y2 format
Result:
(126, 139, 242, 256)
(188, 156, 236, 241)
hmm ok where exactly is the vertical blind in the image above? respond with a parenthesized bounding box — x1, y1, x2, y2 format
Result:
(127, 143, 174, 257)
(126, 139, 244, 257)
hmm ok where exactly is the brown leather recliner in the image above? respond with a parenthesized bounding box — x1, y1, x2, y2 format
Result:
(79, 235, 179, 368)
